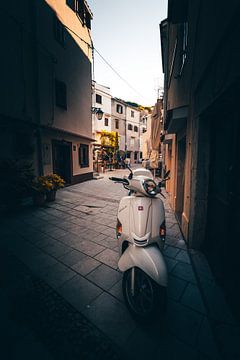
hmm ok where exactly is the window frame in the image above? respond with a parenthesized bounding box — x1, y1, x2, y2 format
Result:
(115, 119, 119, 129)
(79, 144, 89, 168)
(96, 94, 102, 104)
(131, 110, 134, 118)
(128, 123, 133, 131)
(55, 79, 67, 110)
(53, 16, 65, 47)
(104, 118, 109, 126)
(134, 126, 138, 132)
(116, 104, 123, 114)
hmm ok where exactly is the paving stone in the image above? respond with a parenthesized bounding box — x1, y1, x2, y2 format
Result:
(181, 283, 206, 314)
(109, 279, 124, 303)
(40, 262, 75, 289)
(59, 249, 86, 266)
(46, 228, 68, 239)
(167, 274, 187, 301)
(175, 249, 191, 264)
(123, 326, 160, 360)
(82, 292, 136, 346)
(94, 248, 118, 269)
(86, 264, 122, 291)
(171, 262, 197, 283)
(166, 299, 204, 346)
(214, 323, 240, 359)
(164, 256, 178, 272)
(73, 239, 105, 257)
(196, 317, 220, 360)
(23, 251, 59, 276)
(57, 274, 103, 311)
(164, 246, 181, 258)
(72, 256, 101, 276)
(58, 233, 85, 247)
(42, 240, 72, 258)
(155, 333, 202, 360)
(199, 280, 236, 324)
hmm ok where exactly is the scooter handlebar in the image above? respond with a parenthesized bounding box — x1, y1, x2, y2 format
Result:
(109, 177, 129, 185)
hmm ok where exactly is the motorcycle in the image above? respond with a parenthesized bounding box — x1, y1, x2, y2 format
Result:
(109, 167, 170, 322)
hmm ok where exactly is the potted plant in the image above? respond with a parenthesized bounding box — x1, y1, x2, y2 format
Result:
(45, 173, 65, 202)
(31, 176, 52, 206)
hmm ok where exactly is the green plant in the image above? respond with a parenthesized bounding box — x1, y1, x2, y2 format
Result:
(45, 173, 65, 190)
(32, 173, 65, 194)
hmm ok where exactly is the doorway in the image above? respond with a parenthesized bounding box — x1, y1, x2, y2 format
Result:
(52, 140, 72, 184)
(176, 135, 186, 224)
(204, 96, 240, 319)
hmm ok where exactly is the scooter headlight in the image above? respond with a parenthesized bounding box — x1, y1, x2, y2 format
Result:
(143, 179, 157, 196)
(116, 218, 122, 238)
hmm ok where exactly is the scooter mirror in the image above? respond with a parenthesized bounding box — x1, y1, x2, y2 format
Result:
(164, 170, 170, 179)
(126, 164, 133, 179)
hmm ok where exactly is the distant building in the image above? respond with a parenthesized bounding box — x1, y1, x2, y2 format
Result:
(111, 98, 127, 153)
(92, 81, 112, 146)
(0, 0, 94, 184)
(125, 104, 141, 163)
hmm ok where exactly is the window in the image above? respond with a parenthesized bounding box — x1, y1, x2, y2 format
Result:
(115, 119, 119, 129)
(134, 152, 138, 160)
(85, 8, 92, 29)
(77, 0, 84, 23)
(130, 137, 134, 146)
(142, 128, 147, 133)
(116, 104, 123, 114)
(104, 118, 109, 126)
(96, 94, 102, 104)
(128, 124, 133, 131)
(131, 110, 134, 118)
(79, 144, 89, 167)
(66, 0, 75, 11)
(134, 126, 138, 132)
(54, 16, 65, 46)
(55, 79, 67, 109)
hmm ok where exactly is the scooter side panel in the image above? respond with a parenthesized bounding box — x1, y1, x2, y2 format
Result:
(118, 244, 168, 287)
(151, 198, 165, 238)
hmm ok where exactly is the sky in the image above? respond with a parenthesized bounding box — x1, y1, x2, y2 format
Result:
(87, 0, 168, 106)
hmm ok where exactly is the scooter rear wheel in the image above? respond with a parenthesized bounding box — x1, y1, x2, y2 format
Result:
(122, 267, 166, 322)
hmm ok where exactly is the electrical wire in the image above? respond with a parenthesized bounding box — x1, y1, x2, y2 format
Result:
(64, 23, 145, 100)
(93, 47, 145, 100)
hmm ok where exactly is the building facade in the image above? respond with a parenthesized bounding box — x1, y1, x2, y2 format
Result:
(161, 0, 240, 317)
(0, 0, 94, 184)
(125, 104, 141, 163)
(111, 98, 127, 153)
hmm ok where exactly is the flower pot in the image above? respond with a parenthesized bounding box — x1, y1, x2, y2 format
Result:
(46, 190, 56, 202)
(33, 192, 45, 206)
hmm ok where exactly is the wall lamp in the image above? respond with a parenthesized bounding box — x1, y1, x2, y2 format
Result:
(92, 107, 104, 120)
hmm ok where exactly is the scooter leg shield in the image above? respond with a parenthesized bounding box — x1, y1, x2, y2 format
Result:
(118, 245, 168, 287)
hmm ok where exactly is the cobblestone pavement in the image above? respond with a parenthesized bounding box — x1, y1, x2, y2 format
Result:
(1, 168, 239, 360)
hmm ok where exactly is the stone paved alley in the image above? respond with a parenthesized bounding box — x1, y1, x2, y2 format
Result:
(0, 169, 239, 360)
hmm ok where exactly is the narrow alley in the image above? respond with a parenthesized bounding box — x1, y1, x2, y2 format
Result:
(1, 169, 239, 359)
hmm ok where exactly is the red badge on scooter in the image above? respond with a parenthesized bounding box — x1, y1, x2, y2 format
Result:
(138, 206, 144, 211)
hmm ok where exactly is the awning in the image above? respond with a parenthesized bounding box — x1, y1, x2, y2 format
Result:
(165, 106, 188, 134)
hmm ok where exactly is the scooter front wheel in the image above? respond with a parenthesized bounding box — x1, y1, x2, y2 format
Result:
(122, 267, 166, 322)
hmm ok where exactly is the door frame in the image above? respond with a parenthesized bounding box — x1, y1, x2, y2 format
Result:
(52, 139, 73, 184)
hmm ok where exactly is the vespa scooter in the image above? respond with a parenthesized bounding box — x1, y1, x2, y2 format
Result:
(109, 167, 170, 322)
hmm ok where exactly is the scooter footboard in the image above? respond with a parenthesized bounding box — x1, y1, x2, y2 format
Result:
(118, 245, 168, 287)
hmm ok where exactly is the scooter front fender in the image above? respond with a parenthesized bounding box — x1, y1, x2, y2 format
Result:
(118, 245, 168, 287)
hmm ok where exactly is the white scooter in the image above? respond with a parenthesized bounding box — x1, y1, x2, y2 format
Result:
(109, 167, 170, 322)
